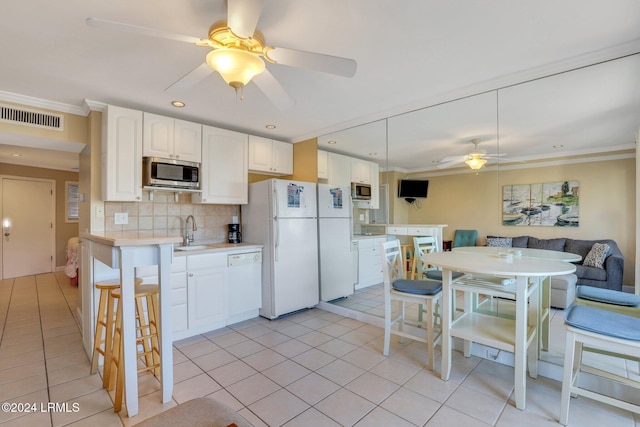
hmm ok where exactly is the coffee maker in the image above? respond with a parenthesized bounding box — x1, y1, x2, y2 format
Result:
(228, 223, 241, 244)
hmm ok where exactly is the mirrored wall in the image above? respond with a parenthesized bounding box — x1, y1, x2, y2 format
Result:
(315, 54, 640, 366)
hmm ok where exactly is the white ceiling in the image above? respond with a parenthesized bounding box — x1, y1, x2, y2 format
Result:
(1, 0, 639, 171)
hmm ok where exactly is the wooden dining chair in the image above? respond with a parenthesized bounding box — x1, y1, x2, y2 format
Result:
(381, 239, 442, 370)
(411, 236, 438, 280)
(560, 305, 640, 425)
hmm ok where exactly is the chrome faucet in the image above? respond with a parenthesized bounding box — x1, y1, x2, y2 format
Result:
(184, 215, 197, 246)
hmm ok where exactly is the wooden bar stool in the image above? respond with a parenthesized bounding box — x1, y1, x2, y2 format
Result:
(109, 284, 161, 412)
(90, 277, 142, 388)
(400, 244, 413, 279)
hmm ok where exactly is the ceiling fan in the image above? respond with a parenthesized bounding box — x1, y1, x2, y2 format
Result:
(437, 139, 506, 170)
(86, 0, 357, 110)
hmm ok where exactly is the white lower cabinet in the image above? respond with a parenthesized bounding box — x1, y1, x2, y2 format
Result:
(355, 237, 386, 289)
(187, 253, 227, 332)
(136, 248, 262, 341)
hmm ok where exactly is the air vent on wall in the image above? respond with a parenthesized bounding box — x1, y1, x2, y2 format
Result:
(0, 104, 64, 131)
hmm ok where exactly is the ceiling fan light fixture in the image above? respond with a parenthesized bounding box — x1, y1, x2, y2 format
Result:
(465, 156, 487, 170)
(206, 48, 265, 89)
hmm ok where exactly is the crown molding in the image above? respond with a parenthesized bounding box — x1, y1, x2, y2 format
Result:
(0, 91, 88, 116)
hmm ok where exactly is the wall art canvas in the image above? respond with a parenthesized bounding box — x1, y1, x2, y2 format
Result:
(502, 181, 579, 226)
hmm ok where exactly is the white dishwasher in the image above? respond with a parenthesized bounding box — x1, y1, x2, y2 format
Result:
(227, 251, 262, 324)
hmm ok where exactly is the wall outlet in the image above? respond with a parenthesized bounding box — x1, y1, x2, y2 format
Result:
(486, 349, 500, 360)
(114, 212, 128, 225)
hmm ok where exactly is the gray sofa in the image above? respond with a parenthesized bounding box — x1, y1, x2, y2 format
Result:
(488, 235, 624, 308)
(509, 236, 624, 291)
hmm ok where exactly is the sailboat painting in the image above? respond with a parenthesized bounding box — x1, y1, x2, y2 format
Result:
(502, 181, 579, 227)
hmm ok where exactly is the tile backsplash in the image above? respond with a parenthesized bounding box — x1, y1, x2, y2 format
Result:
(104, 191, 239, 244)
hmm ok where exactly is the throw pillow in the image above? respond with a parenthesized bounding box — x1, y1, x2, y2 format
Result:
(583, 243, 610, 269)
(486, 237, 513, 247)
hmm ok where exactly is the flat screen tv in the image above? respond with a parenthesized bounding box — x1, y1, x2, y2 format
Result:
(398, 179, 429, 199)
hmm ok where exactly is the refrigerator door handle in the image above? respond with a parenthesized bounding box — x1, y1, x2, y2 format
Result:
(273, 184, 279, 261)
(274, 218, 279, 262)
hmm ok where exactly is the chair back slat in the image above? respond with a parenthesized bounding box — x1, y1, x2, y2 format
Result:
(413, 236, 438, 279)
(381, 240, 403, 289)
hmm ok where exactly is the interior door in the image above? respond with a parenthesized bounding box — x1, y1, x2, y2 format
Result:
(2, 177, 54, 278)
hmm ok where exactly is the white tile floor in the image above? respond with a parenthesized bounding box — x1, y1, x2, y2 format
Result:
(0, 272, 638, 426)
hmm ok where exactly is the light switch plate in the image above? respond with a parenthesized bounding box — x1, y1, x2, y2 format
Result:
(114, 212, 128, 225)
(359, 214, 365, 221)
(95, 205, 104, 218)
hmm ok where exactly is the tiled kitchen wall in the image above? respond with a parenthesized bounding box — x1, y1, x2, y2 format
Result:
(104, 191, 240, 244)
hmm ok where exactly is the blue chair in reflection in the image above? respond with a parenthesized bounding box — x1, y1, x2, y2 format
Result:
(453, 229, 478, 248)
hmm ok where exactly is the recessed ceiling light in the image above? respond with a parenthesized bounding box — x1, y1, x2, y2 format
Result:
(328, 140, 336, 145)
(11, 153, 21, 157)
(171, 101, 185, 107)
(553, 144, 563, 148)
(265, 124, 276, 129)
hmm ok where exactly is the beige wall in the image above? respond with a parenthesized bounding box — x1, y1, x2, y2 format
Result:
(0, 102, 87, 148)
(401, 157, 635, 286)
(249, 138, 318, 184)
(0, 163, 79, 267)
(290, 138, 318, 183)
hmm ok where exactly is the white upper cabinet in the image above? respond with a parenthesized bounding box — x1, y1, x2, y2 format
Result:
(193, 126, 248, 205)
(102, 105, 143, 202)
(350, 158, 371, 184)
(317, 150, 328, 179)
(248, 135, 293, 175)
(143, 113, 202, 163)
(327, 152, 351, 186)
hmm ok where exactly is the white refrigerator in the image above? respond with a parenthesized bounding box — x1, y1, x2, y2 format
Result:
(242, 179, 319, 319)
(318, 184, 356, 301)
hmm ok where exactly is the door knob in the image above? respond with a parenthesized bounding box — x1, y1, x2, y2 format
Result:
(4, 233, 9, 237)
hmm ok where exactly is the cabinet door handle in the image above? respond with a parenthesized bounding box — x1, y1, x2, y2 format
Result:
(188, 273, 194, 277)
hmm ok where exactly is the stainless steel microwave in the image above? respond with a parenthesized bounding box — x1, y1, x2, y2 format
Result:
(351, 182, 372, 200)
(143, 157, 200, 189)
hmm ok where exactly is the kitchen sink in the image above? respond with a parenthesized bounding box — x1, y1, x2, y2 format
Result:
(174, 245, 208, 251)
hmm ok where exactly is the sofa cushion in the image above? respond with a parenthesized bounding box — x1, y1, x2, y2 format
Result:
(511, 236, 529, 248)
(527, 237, 566, 251)
(551, 274, 578, 291)
(486, 237, 512, 247)
(565, 239, 603, 261)
(582, 243, 610, 269)
(575, 264, 607, 282)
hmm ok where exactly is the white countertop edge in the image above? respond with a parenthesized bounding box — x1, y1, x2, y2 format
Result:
(80, 231, 182, 247)
(173, 243, 263, 256)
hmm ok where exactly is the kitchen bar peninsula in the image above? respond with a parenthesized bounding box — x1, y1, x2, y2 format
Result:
(424, 250, 576, 410)
(80, 231, 182, 417)
(384, 224, 448, 251)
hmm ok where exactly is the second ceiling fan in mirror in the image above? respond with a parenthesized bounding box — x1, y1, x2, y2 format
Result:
(86, 0, 357, 110)
(437, 139, 506, 170)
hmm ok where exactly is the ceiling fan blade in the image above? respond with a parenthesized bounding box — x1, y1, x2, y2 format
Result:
(86, 17, 207, 45)
(227, 0, 264, 39)
(165, 62, 214, 94)
(438, 155, 464, 162)
(437, 159, 464, 169)
(268, 47, 357, 77)
(252, 69, 295, 110)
